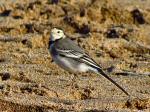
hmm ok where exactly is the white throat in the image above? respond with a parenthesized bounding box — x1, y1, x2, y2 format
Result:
(50, 33, 66, 42)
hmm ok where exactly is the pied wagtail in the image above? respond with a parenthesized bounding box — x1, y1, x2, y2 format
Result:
(49, 27, 129, 96)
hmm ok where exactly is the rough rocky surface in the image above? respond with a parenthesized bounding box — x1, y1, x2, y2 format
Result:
(0, 0, 150, 111)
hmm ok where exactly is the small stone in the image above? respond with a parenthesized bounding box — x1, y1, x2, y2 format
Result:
(131, 9, 145, 24)
(12, 15, 23, 19)
(106, 29, 119, 38)
(0, 58, 6, 63)
(21, 39, 27, 45)
(80, 8, 85, 17)
(0, 10, 11, 16)
(51, 0, 59, 4)
(78, 24, 90, 35)
(106, 66, 115, 73)
(1, 73, 11, 81)
(0, 85, 4, 89)
(25, 24, 34, 33)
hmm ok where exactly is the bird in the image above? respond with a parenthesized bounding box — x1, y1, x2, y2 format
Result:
(49, 27, 129, 96)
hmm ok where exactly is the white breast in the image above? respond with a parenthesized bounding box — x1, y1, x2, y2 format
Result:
(50, 44, 96, 73)
(52, 55, 76, 72)
(77, 63, 91, 72)
(52, 54, 93, 73)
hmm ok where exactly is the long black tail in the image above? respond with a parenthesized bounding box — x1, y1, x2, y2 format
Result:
(97, 68, 129, 96)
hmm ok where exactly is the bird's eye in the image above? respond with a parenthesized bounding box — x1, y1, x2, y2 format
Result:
(57, 31, 60, 33)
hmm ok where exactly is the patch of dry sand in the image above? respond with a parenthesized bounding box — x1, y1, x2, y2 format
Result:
(0, 0, 150, 111)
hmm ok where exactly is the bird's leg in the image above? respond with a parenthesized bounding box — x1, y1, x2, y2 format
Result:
(70, 73, 78, 88)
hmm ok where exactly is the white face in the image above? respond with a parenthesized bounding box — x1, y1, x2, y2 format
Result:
(50, 28, 66, 41)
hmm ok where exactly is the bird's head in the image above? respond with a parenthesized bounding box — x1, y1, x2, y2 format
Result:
(50, 27, 66, 42)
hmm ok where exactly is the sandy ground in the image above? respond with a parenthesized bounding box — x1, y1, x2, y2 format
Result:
(0, 0, 150, 111)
